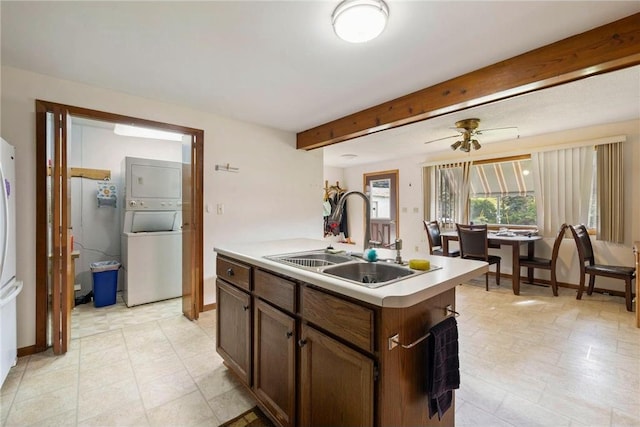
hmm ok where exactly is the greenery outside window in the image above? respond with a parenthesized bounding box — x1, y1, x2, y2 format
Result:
(435, 156, 537, 227)
(469, 157, 536, 226)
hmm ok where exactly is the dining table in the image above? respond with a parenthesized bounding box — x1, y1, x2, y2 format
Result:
(441, 229, 543, 295)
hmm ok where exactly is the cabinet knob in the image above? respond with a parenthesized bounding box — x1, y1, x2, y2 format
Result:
(243, 305, 250, 311)
(226, 268, 234, 277)
(286, 331, 293, 339)
(298, 339, 307, 347)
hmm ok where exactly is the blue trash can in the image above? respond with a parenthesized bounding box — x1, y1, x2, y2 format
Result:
(90, 261, 120, 307)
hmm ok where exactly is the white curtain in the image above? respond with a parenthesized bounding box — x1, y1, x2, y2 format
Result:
(422, 166, 434, 222)
(531, 146, 594, 237)
(435, 161, 472, 228)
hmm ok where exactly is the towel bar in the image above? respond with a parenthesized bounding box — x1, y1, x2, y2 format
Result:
(388, 305, 459, 350)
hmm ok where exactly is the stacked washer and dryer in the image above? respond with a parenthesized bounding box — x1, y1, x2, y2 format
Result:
(121, 157, 182, 307)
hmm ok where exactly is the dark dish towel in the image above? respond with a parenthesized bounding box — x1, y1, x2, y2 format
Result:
(427, 316, 460, 420)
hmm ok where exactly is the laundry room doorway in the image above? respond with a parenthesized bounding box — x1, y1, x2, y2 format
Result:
(35, 100, 204, 355)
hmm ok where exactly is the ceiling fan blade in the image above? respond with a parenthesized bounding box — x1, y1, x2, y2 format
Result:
(475, 126, 519, 135)
(424, 134, 460, 144)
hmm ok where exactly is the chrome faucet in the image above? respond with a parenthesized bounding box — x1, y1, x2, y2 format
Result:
(380, 238, 404, 264)
(393, 239, 403, 264)
(328, 190, 372, 255)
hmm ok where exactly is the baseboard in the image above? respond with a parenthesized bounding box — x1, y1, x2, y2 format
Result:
(203, 303, 217, 312)
(17, 345, 40, 357)
(555, 281, 627, 298)
(487, 271, 627, 298)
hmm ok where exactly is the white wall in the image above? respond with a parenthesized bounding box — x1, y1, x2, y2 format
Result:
(2, 66, 323, 349)
(70, 122, 182, 294)
(339, 157, 427, 255)
(322, 165, 345, 191)
(337, 120, 640, 292)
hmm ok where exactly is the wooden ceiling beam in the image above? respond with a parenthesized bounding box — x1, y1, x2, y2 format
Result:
(297, 12, 640, 150)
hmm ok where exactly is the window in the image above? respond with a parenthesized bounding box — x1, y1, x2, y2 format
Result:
(432, 144, 616, 237)
(369, 178, 390, 219)
(364, 170, 399, 246)
(435, 156, 537, 227)
(469, 158, 536, 226)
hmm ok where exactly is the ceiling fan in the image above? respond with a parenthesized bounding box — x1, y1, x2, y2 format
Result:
(424, 118, 519, 152)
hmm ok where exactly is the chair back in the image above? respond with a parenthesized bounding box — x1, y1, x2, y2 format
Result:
(550, 223, 568, 267)
(456, 223, 488, 260)
(424, 221, 442, 254)
(569, 224, 595, 266)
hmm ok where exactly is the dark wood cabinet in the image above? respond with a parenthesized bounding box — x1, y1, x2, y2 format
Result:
(301, 285, 374, 352)
(253, 299, 296, 427)
(217, 257, 252, 291)
(299, 324, 374, 427)
(216, 278, 251, 386)
(215, 254, 457, 427)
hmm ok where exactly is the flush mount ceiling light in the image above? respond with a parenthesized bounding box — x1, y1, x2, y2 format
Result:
(114, 124, 184, 141)
(332, 0, 389, 43)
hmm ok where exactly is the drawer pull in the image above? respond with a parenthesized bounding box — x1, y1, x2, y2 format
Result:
(226, 268, 235, 276)
(286, 331, 293, 339)
(298, 339, 307, 347)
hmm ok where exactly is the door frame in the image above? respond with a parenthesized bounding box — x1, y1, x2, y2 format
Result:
(34, 100, 204, 353)
(363, 169, 399, 246)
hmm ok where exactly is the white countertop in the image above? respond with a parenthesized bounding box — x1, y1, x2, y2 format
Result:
(214, 238, 488, 308)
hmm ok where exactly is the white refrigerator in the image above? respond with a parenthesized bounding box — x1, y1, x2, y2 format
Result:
(0, 138, 22, 387)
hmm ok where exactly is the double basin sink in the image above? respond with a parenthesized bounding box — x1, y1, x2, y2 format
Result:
(265, 250, 433, 288)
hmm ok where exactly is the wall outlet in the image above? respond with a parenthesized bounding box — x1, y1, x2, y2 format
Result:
(414, 246, 420, 252)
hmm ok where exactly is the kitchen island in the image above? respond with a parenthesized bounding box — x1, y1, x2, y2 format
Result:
(214, 238, 487, 427)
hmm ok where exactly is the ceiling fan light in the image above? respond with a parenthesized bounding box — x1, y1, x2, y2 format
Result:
(460, 140, 471, 152)
(451, 140, 462, 151)
(332, 0, 389, 43)
(471, 139, 481, 150)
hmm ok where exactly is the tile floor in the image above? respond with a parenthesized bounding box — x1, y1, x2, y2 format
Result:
(70, 293, 185, 340)
(455, 281, 639, 427)
(1, 283, 638, 426)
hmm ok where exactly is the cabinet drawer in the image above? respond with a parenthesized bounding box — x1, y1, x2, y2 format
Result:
(254, 270, 296, 313)
(217, 257, 252, 291)
(301, 286, 374, 353)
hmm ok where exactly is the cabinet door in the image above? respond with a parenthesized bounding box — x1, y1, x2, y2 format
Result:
(299, 325, 374, 427)
(216, 279, 251, 385)
(254, 300, 296, 427)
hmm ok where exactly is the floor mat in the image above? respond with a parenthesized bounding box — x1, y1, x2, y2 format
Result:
(218, 406, 275, 427)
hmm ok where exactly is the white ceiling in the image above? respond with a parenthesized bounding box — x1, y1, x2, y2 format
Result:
(2, 1, 639, 166)
(324, 65, 640, 166)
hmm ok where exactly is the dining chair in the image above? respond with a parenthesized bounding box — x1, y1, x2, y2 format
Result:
(569, 224, 636, 311)
(456, 223, 501, 291)
(424, 221, 460, 257)
(518, 223, 568, 296)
